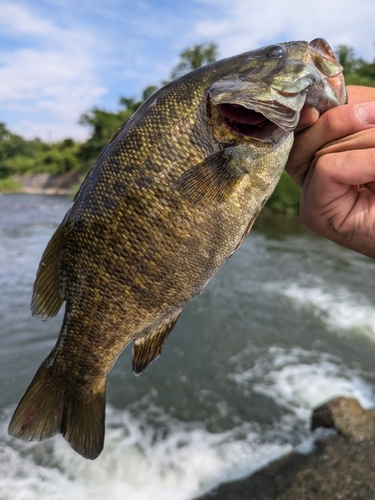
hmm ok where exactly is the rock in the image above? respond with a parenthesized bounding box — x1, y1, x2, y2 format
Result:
(195, 435, 375, 500)
(195, 398, 375, 499)
(312, 397, 375, 441)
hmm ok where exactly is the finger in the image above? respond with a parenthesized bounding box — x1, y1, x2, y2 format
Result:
(300, 149, 375, 243)
(295, 105, 320, 133)
(347, 85, 375, 105)
(309, 147, 375, 194)
(286, 102, 375, 187)
(300, 177, 375, 258)
(315, 128, 375, 157)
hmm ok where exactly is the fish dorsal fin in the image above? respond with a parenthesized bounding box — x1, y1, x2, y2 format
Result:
(31, 219, 66, 320)
(173, 147, 248, 204)
(132, 313, 181, 375)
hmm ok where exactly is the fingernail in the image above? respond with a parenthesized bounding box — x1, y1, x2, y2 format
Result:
(357, 103, 375, 124)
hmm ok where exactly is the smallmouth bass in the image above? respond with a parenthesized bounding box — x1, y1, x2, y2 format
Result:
(8, 38, 346, 459)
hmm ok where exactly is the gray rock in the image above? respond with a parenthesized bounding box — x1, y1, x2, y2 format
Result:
(312, 397, 375, 441)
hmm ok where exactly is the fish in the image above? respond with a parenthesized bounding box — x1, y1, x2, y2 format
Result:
(8, 38, 346, 459)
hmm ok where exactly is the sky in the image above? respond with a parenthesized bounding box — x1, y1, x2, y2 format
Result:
(1, 0, 375, 142)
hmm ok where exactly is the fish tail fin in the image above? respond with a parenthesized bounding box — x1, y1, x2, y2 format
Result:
(8, 362, 106, 460)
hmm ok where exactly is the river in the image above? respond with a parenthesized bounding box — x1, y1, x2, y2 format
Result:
(1, 194, 375, 499)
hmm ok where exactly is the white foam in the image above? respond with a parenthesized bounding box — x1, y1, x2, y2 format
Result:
(230, 346, 374, 423)
(3, 346, 371, 500)
(0, 405, 292, 500)
(266, 278, 375, 341)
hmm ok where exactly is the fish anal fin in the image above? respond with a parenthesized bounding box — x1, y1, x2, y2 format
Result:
(8, 361, 106, 460)
(173, 147, 248, 204)
(132, 313, 181, 375)
(31, 219, 66, 320)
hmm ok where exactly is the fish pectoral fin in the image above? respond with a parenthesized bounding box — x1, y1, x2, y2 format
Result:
(132, 313, 181, 375)
(31, 218, 66, 320)
(173, 147, 248, 204)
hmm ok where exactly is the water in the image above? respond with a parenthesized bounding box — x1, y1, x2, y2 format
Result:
(1, 194, 375, 499)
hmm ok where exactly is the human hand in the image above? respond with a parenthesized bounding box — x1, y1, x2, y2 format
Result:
(286, 86, 375, 259)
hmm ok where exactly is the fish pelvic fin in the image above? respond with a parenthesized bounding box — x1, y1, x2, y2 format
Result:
(132, 313, 181, 375)
(31, 218, 66, 320)
(8, 362, 106, 460)
(173, 147, 248, 204)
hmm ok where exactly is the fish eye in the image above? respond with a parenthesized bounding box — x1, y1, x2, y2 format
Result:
(265, 44, 287, 59)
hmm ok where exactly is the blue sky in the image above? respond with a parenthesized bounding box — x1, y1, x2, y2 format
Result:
(1, 0, 375, 142)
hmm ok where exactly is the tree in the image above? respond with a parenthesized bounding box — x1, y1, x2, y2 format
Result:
(78, 106, 133, 170)
(169, 42, 219, 80)
(0, 121, 84, 179)
(0, 123, 44, 178)
(336, 45, 375, 87)
(119, 85, 159, 111)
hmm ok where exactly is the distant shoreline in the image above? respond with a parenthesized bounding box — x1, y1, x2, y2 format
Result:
(1, 171, 301, 215)
(9, 172, 81, 196)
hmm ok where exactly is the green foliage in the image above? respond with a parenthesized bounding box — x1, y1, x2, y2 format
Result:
(169, 42, 219, 80)
(78, 107, 133, 170)
(0, 177, 22, 193)
(336, 44, 375, 87)
(266, 171, 301, 214)
(0, 122, 82, 182)
(119, 86, 159, 112)
(0, 123, 44, 177)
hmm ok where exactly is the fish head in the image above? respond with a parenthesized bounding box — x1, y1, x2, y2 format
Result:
(208, 38, 346, 145)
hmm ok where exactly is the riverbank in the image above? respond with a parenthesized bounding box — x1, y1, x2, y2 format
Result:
(0, 172, 81, 195)
(10, 171, 81, 196)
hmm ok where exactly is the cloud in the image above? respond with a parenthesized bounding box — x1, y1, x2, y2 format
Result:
(192, 0, 375, 60)
(0, 2, 106, 140)
(0, 3, 57, 39)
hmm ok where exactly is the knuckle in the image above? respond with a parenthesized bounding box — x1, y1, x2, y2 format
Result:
(313, 152, 337, 177)
(320, 107, 344, 136)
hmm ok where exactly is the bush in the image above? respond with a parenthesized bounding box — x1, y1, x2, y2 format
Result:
(0, 177, 22, 193)
(265, 171, 301, 214)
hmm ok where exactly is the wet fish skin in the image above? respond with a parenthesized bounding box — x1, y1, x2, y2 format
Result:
(8, 39, 346, 459)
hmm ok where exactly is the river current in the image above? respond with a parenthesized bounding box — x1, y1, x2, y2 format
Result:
(1, 194, 375, 499)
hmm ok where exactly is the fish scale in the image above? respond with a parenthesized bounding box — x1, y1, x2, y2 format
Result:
(9, 39, 346, 459)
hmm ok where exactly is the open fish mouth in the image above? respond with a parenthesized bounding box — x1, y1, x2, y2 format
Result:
(217, 102, 286, 140)
(209, 82, 305, 143)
